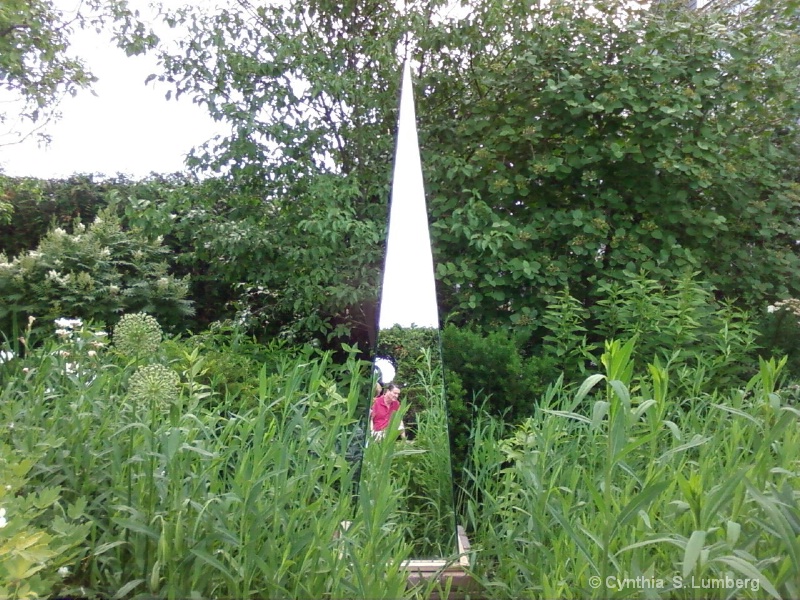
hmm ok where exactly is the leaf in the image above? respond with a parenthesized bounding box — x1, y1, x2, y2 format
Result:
(112, 579, 145, 599)
(656, 435, 709, 466)
(745, 481, 800, 575)
(681, 530, 706, 578)
(189, 547, 237, 586)
(574, 374, 606, 404)
(710, 556, 781, 600)
(590, 400, 610, 430)
(614, 481, 670, 534)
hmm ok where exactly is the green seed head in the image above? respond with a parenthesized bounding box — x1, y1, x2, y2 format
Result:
(113, 313, 163, 357)
(129, 364, 180, 406)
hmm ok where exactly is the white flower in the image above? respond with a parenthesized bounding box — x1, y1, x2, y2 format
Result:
(87, 350, 97, 358)
(0, 350, 14, 364)
(58, 566, 70, 577)
(767, 305, 776, 313)
(55, 328, 71, 338)
(0, 508, 7, 528)
(54, 318, 83, 329)
(4, 485, 10, 491)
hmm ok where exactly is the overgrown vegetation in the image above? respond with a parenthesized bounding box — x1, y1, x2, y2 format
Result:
(460, 340, 800, 599)
(1, 312, 798, 598)
(0, 207, 193, 347)
(5, 0, 795, 346)
(2, 0, 800, 597)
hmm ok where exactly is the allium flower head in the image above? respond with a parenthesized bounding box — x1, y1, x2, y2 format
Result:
(129, 364, 180, 407)
(114, 313, 163, 357)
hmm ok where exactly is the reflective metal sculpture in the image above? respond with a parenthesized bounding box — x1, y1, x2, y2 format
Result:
(363, 61, 456, 559)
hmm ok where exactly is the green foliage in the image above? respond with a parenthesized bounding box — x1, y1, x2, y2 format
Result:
(460, 338, 800, 599)
(0, 207, 193, 343)
(759, 298, 800, 377)
(507, 272, 765, 396)
(427, 0, 800, 330)
(0, 0, 149, 143)
(1, 313, 797, 599)
(110, 0, 800, 341)
(591, 272, 761, 390)
(0, 0, 94, 133)
(0, 443, 90, 600)
(1, 329, 414, 599)
(441, 324, 560, 478)
(375, 326, 439, 385)
(0, 174, 179, 258)
(382, 353, 458, 559)
(162, 319, 286, 405)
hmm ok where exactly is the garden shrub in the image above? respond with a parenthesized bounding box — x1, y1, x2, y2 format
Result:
(442, 323, 559, 421)
(531, 271, 762, 397)
(0, 175, 117, 258)
(0, 207, 193, 346)
(759, 297, 800, 379)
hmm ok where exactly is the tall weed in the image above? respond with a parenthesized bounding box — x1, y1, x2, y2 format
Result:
(0, 322, 414, 599)
(461, 338, 799, 599)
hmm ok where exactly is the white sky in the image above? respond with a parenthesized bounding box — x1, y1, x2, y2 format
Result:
(0, 1, 226, 179)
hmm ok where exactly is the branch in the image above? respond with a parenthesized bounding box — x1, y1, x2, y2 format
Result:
(0, 23, 31, 38)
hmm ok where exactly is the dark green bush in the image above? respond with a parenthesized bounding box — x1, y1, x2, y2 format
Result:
(0, 175, 121, 257)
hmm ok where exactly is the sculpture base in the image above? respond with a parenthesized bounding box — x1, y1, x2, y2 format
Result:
(402, 526, 476, 598)
(336, 523, 477, 598)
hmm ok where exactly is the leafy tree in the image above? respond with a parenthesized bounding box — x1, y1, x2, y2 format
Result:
(123, 0, 440, 342)
(424, 0, 800, 337)
(125, 0, 800, 343)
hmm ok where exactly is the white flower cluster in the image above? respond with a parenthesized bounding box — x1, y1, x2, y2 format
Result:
(767, 298, 800, 320)
(52, 318, 107, 383)
(0, 350, 14, 364)
(46, 270, 72, 286)
(55, 317, 84, 339)
(0, 507, 7, 528)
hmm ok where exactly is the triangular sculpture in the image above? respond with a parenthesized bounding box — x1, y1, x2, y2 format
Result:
(366, 61, 473, 589)
(379, 61, 439, 331)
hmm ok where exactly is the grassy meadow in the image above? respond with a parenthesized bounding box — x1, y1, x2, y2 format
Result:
(0, 314, 798, 599)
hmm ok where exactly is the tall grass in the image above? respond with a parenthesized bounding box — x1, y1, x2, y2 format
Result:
(0, 326, 413, 598)
(388, 348, 458, 559)
(460, 338, 800, 599)
(3, 320, 798, 599)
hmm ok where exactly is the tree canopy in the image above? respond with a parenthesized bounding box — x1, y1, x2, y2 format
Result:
(120, 0, 800, 342)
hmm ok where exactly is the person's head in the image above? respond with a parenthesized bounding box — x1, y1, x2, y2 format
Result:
(385, 383, 401, 400)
